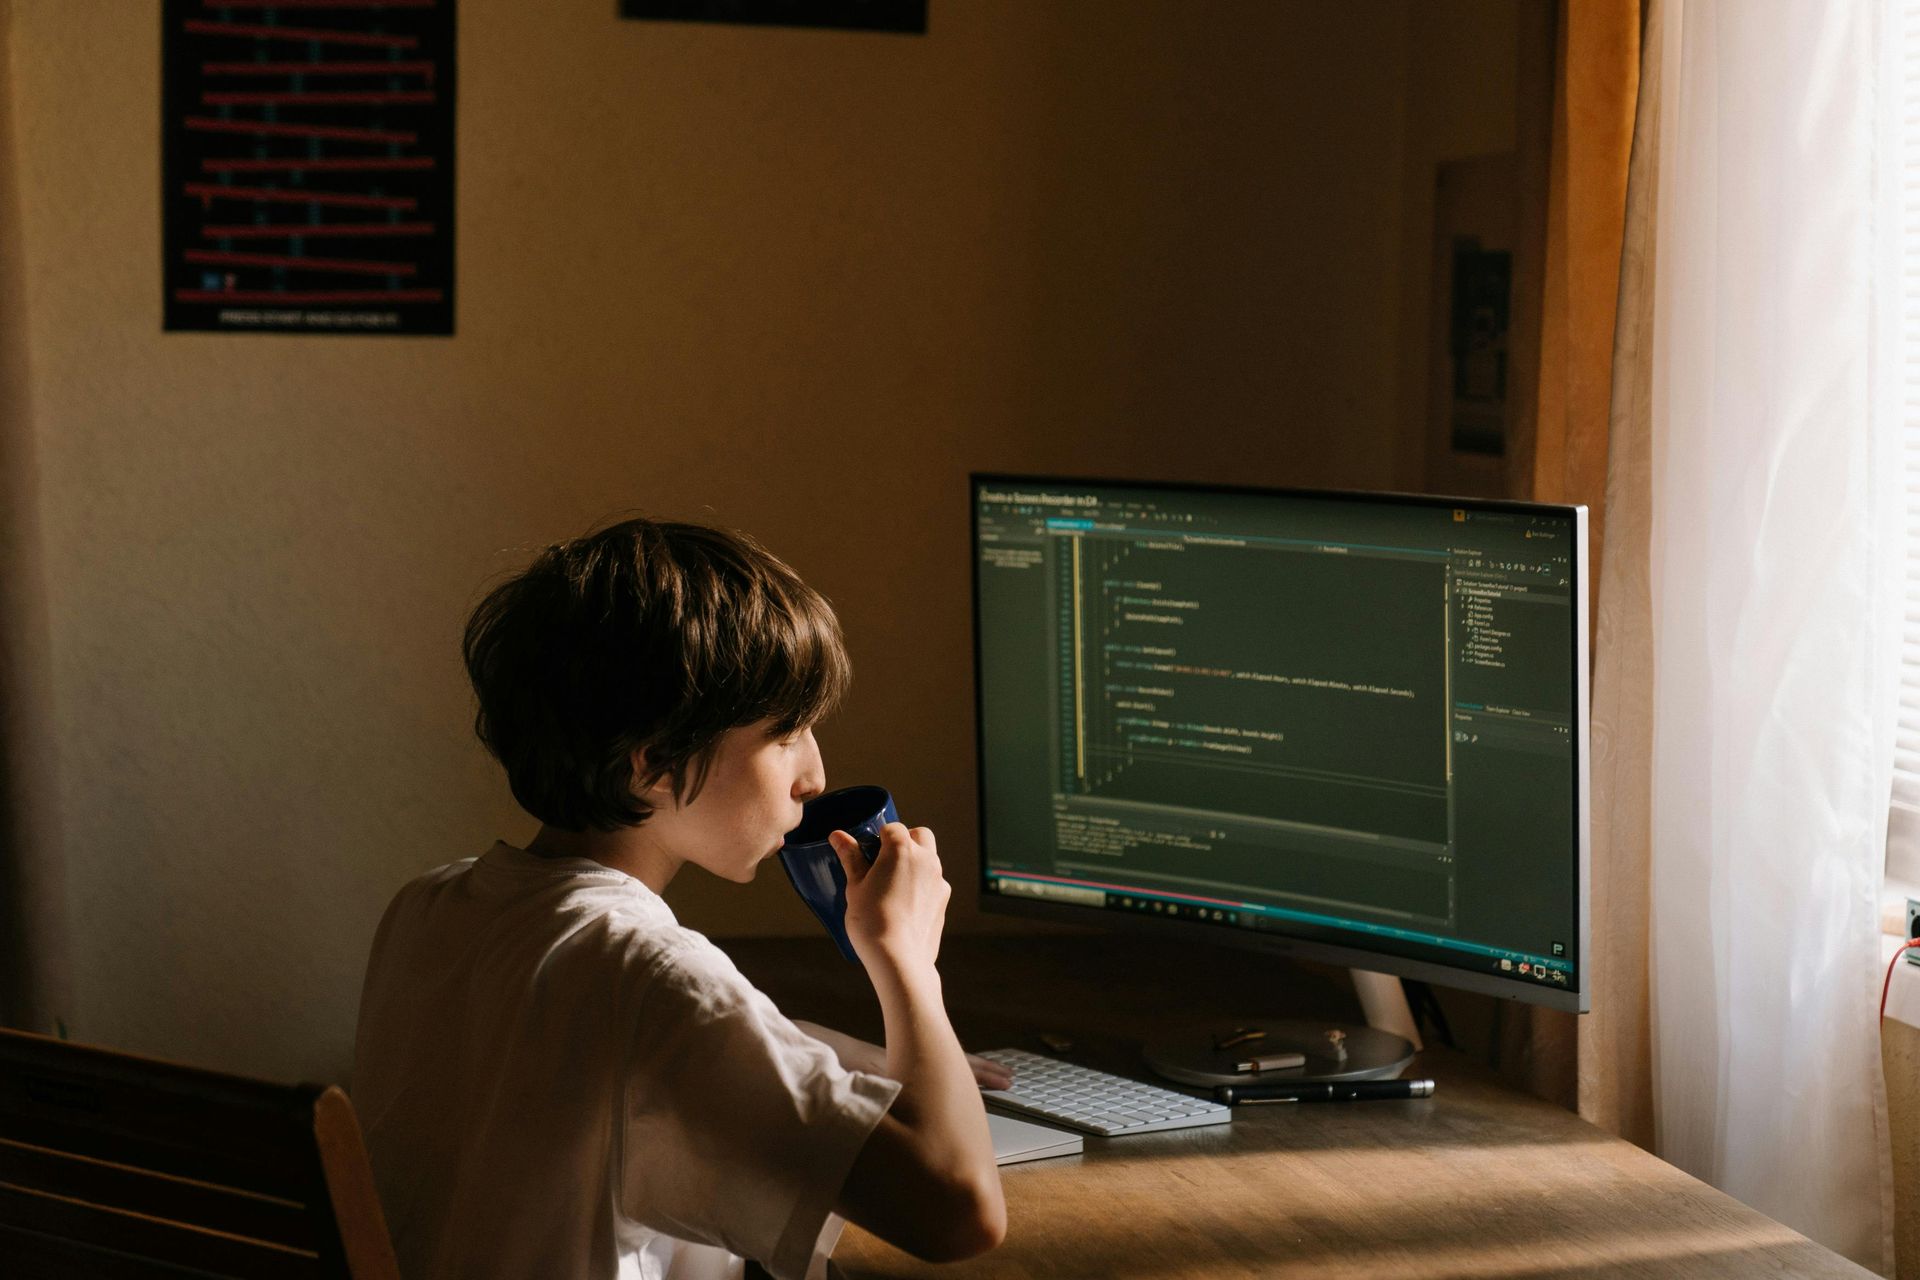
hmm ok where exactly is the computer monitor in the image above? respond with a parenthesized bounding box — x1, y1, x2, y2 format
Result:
(971, 475, 1591, 1043)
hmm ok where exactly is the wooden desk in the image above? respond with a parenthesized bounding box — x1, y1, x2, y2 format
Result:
(721, 935, 1873, 1280)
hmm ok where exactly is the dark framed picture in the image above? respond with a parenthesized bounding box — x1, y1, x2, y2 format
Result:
(1447, 241, 1511, 457)
(619, 1, 926, 34)
(161, 0, 456, 335)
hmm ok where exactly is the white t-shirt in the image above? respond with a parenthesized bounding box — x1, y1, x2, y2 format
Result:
(352, 842, 900, 1280)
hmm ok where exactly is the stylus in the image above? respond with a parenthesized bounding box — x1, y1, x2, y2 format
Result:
(1215, 1079, 1437, 1105)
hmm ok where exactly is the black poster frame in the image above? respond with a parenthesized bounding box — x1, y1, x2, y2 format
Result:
(162, 0, 457, 336)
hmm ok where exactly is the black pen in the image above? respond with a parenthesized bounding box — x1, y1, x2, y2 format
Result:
(1215, 1079, 1436, 1106)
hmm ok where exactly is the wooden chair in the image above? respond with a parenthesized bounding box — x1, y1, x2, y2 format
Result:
(0, 1025, 400, 1278)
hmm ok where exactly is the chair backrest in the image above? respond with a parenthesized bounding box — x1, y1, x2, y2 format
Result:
(0, 1026, 400, 1279)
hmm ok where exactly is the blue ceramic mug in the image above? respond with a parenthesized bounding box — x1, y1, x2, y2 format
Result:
(778, 785, 897, 964)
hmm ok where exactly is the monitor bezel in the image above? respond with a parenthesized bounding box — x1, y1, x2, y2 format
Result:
(969, 472, 1591, 1014)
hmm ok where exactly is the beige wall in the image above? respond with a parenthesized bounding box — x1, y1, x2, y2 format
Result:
(0, 0, 72, 1036)
(4, 1, 1519, 1083)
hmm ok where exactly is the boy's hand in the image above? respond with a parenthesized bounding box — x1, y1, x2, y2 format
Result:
(830, 823, 950, 980)
(965, 1052, 1014, 1091)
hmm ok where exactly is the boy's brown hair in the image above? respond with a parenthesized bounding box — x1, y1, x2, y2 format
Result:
(462, 517, 850, 832)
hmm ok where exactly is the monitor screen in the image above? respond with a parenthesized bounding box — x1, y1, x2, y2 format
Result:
(971, 475, 1589, 1012)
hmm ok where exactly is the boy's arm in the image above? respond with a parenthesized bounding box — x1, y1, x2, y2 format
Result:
(825, 826, 1007, 1264)
(790, 1019, 1013, 1092)
(789, 1020, 877, 1072)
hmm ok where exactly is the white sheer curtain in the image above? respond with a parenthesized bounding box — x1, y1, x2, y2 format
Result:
(1644, 0, 1898, 1269)
(1883, 0, 1920, 906)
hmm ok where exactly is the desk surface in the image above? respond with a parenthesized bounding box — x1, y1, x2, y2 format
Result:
(721, 934, 1873, 1280)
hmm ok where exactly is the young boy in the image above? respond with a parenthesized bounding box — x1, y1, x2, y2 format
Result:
(352, 518, 1008, 1280)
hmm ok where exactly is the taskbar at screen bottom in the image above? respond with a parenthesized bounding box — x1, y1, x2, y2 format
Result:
(985, 870, 1575, 991)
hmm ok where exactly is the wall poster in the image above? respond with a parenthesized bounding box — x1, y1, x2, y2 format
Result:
(162, 0, 456, 335)
(620, 1, 926, 34)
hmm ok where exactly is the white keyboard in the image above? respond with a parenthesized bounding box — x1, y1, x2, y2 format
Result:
(976, 1047, 1231, 1137)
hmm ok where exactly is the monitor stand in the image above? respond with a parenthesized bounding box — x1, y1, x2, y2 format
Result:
(1141, 969, 1421, 1086)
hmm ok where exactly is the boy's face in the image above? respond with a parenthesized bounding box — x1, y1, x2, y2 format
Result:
(645, 719, 826, 883)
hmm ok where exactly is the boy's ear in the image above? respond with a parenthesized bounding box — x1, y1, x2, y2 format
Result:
(629, 746, 674, 804)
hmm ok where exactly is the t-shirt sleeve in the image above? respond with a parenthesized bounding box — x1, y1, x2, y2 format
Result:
(616, 936, 901, 1280)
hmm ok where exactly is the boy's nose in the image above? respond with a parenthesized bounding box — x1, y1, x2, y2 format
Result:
(794, 730, 826, 801)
